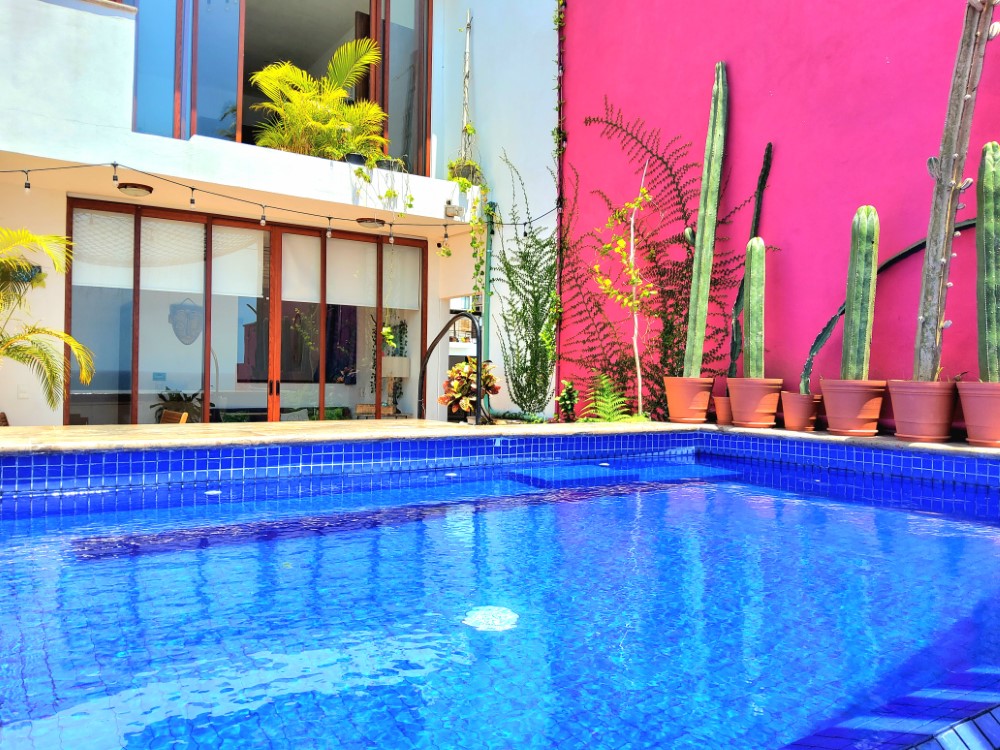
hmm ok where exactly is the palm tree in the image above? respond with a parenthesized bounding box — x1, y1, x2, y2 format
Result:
(250, 38, 388, 162)
(0, 228, 94, 409)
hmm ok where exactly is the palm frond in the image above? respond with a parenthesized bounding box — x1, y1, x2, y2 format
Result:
(0, 327, 93, 409)
(325, 38, 381, 91)
(0, 228, 71, 274)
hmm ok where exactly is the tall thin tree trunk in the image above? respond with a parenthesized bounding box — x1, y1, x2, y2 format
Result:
(630, 160, 650, 415)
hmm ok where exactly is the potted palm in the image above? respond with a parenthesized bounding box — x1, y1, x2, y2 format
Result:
(957, 141, 1000, 447)
(0, 228, 93, 410)
(819, 206, 886, 437)
(728, 237, 783, 427)
(250, 38, 388, 163)
(888, 2, 995, 442)
(664, 62, 727, 423)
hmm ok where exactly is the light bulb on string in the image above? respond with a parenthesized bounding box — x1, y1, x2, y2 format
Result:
(388, 224, 395, 245)
(443, 224, 449, 242)
(326, 217, 333, 239)
(260, 206, 267, 226)
(23, 171, 30, 195)
(190, 188, 196, 206)
(112, 163, 119, 185)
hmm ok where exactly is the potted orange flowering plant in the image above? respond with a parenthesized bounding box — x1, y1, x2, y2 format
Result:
(438, 357, 500, 423)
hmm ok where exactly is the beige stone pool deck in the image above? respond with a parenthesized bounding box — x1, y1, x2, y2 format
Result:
(1, 419, 999, 457)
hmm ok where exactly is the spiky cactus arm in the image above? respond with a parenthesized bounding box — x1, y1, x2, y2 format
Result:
(979, 142, 1000, 381)
(914, 0, 997, 381)
(842, 206, 880, 380)
(683, 61, 728, 378)
(742, 237, 766, 378)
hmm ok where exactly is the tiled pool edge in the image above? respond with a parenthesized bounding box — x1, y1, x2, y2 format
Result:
(3, 428, 1000, 500)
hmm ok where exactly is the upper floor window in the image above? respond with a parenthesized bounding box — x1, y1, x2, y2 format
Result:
(127, 0, 429, 174)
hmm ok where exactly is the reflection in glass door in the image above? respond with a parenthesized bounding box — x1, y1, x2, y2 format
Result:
(210, 224, 270, 422)
(279, 233, 321, 420)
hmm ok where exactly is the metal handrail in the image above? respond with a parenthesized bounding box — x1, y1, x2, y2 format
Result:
(417, 312, 484, 424)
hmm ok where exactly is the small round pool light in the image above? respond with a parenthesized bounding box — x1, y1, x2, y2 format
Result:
(463, 606, 519, 632)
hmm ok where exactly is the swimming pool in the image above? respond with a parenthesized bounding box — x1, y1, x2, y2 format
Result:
(1, 452, 999, 749)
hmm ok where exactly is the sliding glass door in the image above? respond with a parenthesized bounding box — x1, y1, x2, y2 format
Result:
(67, 201, 424, 424)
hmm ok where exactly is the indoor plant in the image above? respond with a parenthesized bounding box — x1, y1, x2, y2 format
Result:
(727, 237, 783, 427)
(664, 61, 727, 423)
(820, 206, 886, 437)
(958, 141, 1000, 447)
(438, 357, 500, 423)
(888, 1, 996, 441)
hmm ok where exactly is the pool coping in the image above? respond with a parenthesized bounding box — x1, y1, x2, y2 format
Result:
(2, 420, 1000, 457)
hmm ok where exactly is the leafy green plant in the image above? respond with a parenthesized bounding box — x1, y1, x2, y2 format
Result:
(438, 358, 501, 414)
(556, 380, 579, 422)
(494, 155, 559, 415)
(581, 373, 630, 422)
(1, 228, 93, 409)
(250, 38, 388, 163)
(150, 388, 209, 423)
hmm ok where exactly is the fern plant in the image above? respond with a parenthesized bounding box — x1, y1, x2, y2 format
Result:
(581, 373, 630, 422)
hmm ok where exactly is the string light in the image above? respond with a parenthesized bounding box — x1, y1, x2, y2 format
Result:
(0, 160, 557, 232)
(388, 224, 395, 244)
(326, 217, 333, 239)
(260, 205, 267, 226)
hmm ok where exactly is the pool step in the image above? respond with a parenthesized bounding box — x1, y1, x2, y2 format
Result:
(507, 464, 640, 489)
(782, 667, 1000, 750)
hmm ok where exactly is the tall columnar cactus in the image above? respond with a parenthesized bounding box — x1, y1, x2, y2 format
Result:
(682, 61, 728, 378)
(742, 237, 766, 379)
(913, 0, 997, 381)
(978, 141, 1000, 382)
(842, 206, 880, 380)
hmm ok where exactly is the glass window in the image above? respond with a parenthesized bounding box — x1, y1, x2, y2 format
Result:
(138, 217, 206, 423)
(132, 1, 178, 137)
(279, 234, 321, 420)
(195, 0, 240, 140)
(211, 225, 270, 422)
(379, 243, 421, 418)
(69, 209, 136, 426)
(325, 239, 376, 420)
(385, 0, 428, 171)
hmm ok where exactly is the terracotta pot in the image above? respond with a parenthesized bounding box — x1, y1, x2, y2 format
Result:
(821, 379, 886, 437)
(728, 378, 784, 428)
(957, 381, 1000, 448)
(714, 395, 732, 426)
(663, 376, 714, 424)
(781, 391, 822, 432)
(888, 380, 956, 443)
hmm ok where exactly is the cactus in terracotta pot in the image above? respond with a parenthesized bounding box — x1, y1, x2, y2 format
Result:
(664, 61, 727, 423)
(958, 141, 1000, 447)
(819, 206, 886, 437)
(728, 237, 783, 428)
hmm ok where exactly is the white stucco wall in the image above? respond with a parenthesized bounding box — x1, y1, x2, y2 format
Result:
(0, 0, 480, 424)
(431, 1, 558, 415)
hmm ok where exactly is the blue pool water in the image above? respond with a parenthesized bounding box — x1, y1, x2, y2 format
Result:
(2, 456, 1000, 749)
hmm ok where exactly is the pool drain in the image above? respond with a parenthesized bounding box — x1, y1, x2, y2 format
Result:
(462, 606, 519, 631)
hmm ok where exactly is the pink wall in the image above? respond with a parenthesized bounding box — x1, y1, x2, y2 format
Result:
(560, 1, 1000, 398)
